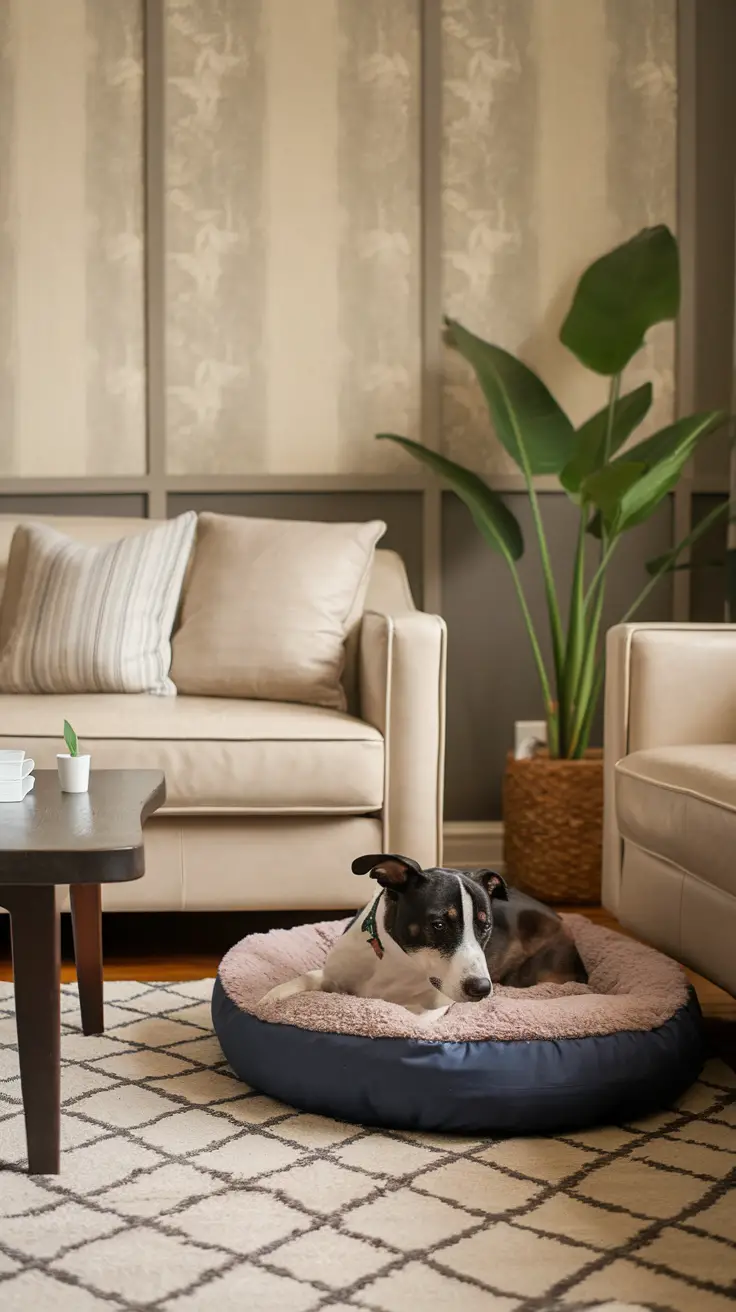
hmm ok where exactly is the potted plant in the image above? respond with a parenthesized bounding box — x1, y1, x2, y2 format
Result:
(57, 719, 91, 794)
(377, 226, 730, 902)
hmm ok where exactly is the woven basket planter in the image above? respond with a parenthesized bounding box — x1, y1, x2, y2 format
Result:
(502, 748, 603, 904)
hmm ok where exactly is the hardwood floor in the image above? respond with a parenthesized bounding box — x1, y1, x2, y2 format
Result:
(571, 905, 736, 1025)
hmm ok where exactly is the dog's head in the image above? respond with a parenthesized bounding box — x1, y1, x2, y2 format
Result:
(351, 853, 508, 1004)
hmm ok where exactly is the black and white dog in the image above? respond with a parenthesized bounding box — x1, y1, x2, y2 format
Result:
(262, 853, 587, 1023)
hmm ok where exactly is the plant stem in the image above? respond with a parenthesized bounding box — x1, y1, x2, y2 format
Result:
(573, 494, 734, 752)
(585, 535, 619, 610)
(621, 567, 668, 624)
(526, 481, 565, 696)
(574, 660, 605, 756)
(479, 356, 566, 695)
(569, 372, 622, 740)
(602, 373, 621, 465)
(627, 499, 734, 622)
(559, 511, 588, 758)
(507, 557, 558, 753)
(622, 527, 705, 624)
(568, 582, 605, 757)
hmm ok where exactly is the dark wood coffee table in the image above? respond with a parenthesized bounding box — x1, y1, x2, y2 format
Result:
(0, 769, 165, 1174)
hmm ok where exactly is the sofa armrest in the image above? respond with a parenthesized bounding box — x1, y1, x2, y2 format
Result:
(603, 622, 736, 914)
(360, 607, 447, 870)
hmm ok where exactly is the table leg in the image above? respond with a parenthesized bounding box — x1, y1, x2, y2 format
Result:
(3, 886, 61, 1175)
(70, 884, 104, 1036)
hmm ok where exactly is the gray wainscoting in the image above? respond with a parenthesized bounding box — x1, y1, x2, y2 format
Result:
(167, 492, 425, 607)
(690, 493, 728, 623)
(0, 495, 147, 518)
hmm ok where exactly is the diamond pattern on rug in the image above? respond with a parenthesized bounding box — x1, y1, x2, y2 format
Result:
(0, 979, 732, 1312)
(163, 1263, 321, 1312)
(51, 1224, 230, 1302)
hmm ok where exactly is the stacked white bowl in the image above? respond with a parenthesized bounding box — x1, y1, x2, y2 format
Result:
(0, 750, 35, 802)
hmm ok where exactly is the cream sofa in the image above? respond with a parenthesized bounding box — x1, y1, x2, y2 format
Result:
(604, 623, 736, 996)
(0, 515, 446, 912)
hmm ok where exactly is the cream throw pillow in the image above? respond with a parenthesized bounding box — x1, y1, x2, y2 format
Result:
(0, 513, 196, 695)
(171, 514, 386, 710)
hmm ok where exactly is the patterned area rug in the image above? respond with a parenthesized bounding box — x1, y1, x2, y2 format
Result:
(0, 980, 734, 1312)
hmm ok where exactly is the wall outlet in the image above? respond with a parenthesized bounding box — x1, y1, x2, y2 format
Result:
(514, 720, 547, 760)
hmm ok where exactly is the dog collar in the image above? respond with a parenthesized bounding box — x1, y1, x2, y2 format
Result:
(361, 893, 385, 959)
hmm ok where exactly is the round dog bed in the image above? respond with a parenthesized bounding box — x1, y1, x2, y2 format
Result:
(211, 914, 705, 1134)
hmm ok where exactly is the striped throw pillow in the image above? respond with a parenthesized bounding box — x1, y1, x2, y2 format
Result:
(0, 514, 197, 695)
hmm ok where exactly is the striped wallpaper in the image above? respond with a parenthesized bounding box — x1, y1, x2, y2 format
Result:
(0, 0, 677, 479)
(0, 0, 145, 477)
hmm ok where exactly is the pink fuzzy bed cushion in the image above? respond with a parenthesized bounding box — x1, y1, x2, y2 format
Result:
(218, 914, 689, 1043)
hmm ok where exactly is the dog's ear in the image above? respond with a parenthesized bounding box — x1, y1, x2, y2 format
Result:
(473, 869, 509, 901)
(351, 853, 425, 890)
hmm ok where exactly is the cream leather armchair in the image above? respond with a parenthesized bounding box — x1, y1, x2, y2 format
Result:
(604, 623, 736, 995)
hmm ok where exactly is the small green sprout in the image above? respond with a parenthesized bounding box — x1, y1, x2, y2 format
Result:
(63, 720, 79, 758)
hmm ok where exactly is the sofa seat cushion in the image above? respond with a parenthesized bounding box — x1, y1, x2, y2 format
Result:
(0, 694, 384, 815)
(616, 745, 736, 898)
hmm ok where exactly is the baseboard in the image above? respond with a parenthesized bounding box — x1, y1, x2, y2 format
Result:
(443, 821, 504, 869)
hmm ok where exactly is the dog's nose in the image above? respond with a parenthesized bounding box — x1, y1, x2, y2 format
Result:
(463, 976, 492, 1000)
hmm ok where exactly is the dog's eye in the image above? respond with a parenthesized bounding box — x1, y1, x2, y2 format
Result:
(431, 920, 445, 933)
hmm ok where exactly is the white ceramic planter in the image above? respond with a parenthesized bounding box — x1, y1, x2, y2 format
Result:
(57, 754, 91, 794)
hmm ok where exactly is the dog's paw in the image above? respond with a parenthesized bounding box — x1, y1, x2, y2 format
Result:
(260, 979, 303, 1005)
(408, 1004, 451, 1027)
(260, 969, 324, 1005)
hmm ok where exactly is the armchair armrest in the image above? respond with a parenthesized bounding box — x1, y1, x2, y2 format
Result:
(603, 622, 736, 914)
(360, 582, 446, 870)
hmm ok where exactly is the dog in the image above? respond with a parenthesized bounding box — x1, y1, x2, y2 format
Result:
(261, 853, 588, 1023)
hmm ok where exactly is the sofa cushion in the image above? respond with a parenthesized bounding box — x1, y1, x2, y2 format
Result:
(616, 745, 736, 898)
(0, 515, 196, 695)
(170, 514, 386, 711)
(0, 694, 384, 815)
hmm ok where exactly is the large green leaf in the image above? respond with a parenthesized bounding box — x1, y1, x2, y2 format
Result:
(614, 412, 724, 532)
(616, 445, 700, 532)
(376, 434, 523, 561)
(614, 410, 725, 473)
(585, 410, 725, 537)
(444, 319, 575, 475)
(587, 446, 694, 536)
(559, 226, 680, 376)
(582, 462, 646, 531)
(560, 383, 653, 497)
